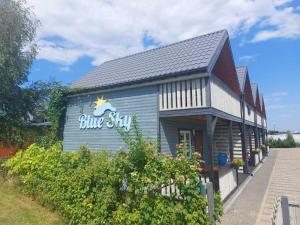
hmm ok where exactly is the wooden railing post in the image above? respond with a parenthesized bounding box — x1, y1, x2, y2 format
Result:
(206, 182, 215, 224)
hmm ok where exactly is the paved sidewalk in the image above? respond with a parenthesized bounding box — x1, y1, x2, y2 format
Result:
(256, 148, 300, 225)
(220, 150, 278, 225)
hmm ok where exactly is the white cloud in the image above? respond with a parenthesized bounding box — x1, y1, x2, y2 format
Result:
(239, 55, 256, 62)
(27, 0, 300, 65)
(267, 104, 286, 110)
(270, 92, 288, 97)
(59, 66, 71, 72)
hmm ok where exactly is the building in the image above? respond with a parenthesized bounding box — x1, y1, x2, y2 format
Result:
(63, 30, 267, 200)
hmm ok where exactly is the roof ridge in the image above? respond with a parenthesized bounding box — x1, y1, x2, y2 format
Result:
(102, 29, 227, 64)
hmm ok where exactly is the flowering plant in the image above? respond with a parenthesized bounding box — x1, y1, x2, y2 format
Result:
(230, 158, 244, 169)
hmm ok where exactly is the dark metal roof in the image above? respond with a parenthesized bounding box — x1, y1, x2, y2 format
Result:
(260, 94, 267, 117)
(259, 94, 263, 110)
(236, 66, 247, 91)
(236, 66, 255, 107)
(71, 30, 228, 89)
(251, 83, 258, 103)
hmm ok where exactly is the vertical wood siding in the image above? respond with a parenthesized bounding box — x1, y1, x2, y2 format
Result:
(159, 78, 207, 111)
(245, 126, 251, 157)
(245, 104, 255, 123)
(232, 122, 243, 173)
(63, 85, 158, 152)
(213, 123, 229, 165)
(210, 77, 241, 118)
(257, 114, 262, 126)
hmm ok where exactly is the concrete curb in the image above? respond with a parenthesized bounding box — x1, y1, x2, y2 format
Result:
(223, 158, 266, 214)
(254, 153, 278, 225)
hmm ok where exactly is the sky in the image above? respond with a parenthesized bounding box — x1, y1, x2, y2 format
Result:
(26, 0, 300, 131)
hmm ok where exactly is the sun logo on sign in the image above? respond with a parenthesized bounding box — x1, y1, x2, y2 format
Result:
(93, 97, 116, 117)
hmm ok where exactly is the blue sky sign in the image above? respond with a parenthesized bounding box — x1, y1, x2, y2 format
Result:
(78, 97, 132, 132)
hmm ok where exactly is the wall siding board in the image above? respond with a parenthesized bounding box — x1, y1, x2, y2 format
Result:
(196, 79, 201, 106)
(245, 104, 255, 123)
(172, 82, 176, 109)
(201, 78, 206, 107)
(163, 84, 167, 110)
(159, 85, 163, 110)
(186, 80, 191, 108)
(181, 81, 186, 108)
(63, 85, 158, 152)
(232, 122, 243, 173)
(257, 113, 262, 126)
(167, 83, 172, 109)
(192, 79, 197, 107)
(213, 123, 230, 165)
(176, 82, 181, 108)
(210, 75, 241, 118)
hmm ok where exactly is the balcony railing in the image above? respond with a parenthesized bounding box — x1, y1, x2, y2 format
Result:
(159, 77, 207, 111)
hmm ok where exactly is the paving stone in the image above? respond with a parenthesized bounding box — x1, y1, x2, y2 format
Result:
(221, 148, 300, 225)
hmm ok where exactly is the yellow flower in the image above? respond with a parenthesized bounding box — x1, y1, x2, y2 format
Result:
(143, 177, 151, 184)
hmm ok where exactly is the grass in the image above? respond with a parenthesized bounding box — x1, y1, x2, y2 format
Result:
(0, 180, 65, 225)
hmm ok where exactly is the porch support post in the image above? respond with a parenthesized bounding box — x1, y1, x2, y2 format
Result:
(229, 120, 234, 161)
(206, 115, 217, 189)
(258, 129, 261, 146)
(254, 127, 259, 149)
(240, 123, 248, 173)
(240, 93, 248, 173)
(248, 126, 252, 153)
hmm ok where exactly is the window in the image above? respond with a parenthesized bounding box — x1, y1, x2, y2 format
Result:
(179, 129, 192, 158)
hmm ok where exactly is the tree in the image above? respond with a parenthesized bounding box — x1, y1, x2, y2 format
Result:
(0, 0, 39, 144)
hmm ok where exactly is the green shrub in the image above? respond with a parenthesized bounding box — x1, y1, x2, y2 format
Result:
(4, 123, 223, 224)
(268, 132, 297, 148)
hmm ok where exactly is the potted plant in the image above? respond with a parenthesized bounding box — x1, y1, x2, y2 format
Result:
(255, 147, 263, 162)
(261, 144, 267, 156)
(255, 147, 261, 154)
(230, 158, 244, 169)
(230, 158, 244, 185)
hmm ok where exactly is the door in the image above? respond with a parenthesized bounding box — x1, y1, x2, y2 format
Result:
(179, 130, 192, 157)
(195, 130, 203, 158)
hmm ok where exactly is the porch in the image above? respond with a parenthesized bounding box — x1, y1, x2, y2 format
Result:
(159, 115, 266, 200)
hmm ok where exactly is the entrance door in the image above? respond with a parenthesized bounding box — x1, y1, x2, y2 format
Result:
(195, 130, 203, 158)
(179, 130, 192, 157)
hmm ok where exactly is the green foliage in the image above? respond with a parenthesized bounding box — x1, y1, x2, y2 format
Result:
(4, 123, 223, 224)
(268, 132, 297, 148)
(0, 0, 39, 144)
(268, 130, 279, 135)
(213, 191, 223, 223)
(34, 135, 59, 149)
(47, 86, 69, 140)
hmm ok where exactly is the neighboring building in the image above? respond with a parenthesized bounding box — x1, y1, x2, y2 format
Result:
(63, 30, 268, 200)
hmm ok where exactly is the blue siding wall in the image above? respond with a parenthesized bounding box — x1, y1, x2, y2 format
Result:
(63, 85, 158, 152)
(160, 118, 209, 163)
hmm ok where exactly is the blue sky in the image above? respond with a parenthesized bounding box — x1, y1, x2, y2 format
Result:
(27, 0, 300, 131)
